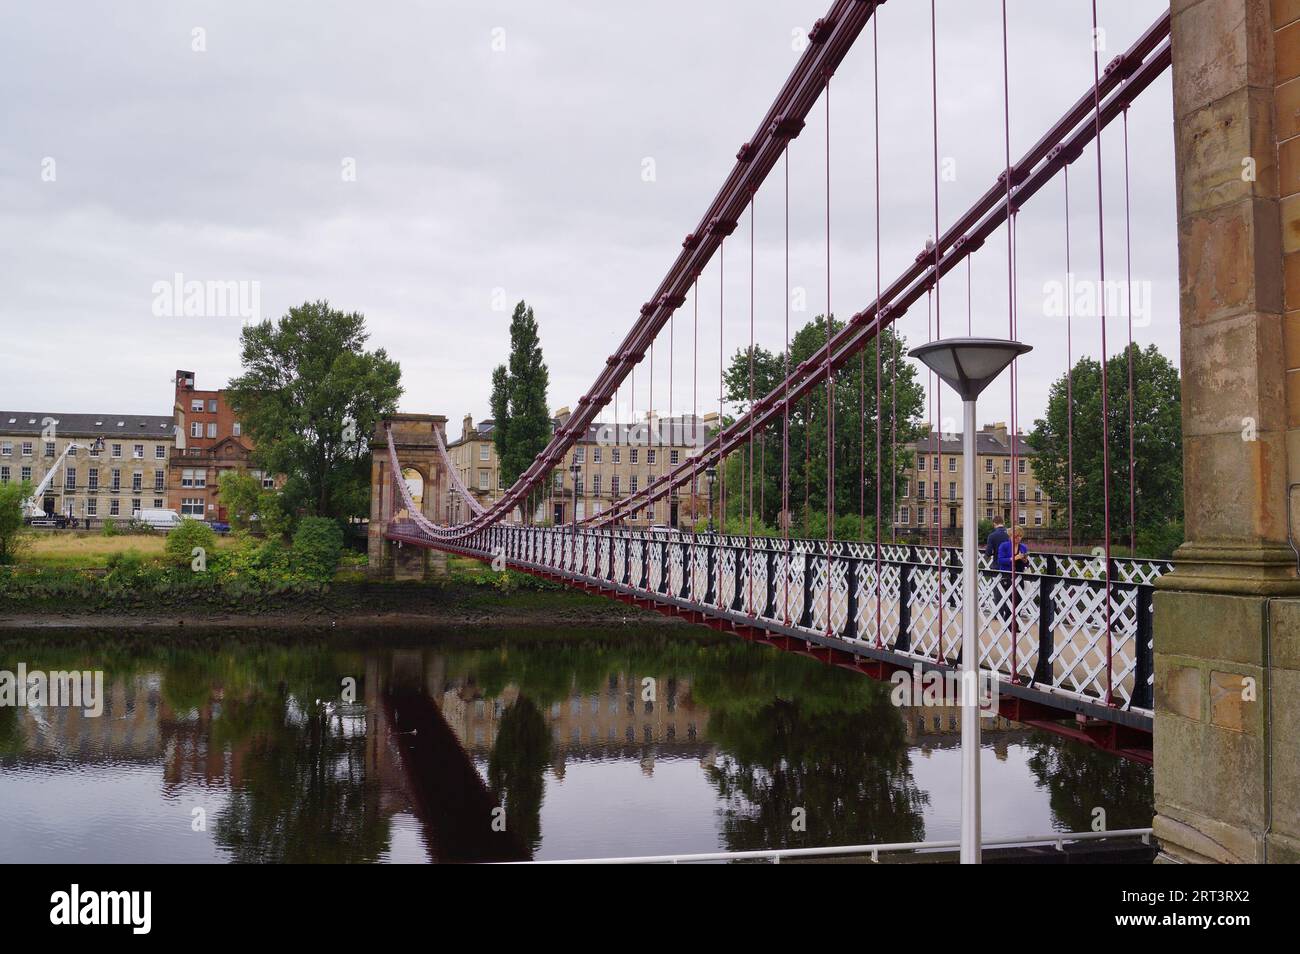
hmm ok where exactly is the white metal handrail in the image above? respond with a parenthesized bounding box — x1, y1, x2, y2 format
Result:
(501, 828, 1153, 865)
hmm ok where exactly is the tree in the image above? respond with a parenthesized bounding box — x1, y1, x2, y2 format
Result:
(721, 319, 925, 533)
(226, 300, 402, 521)
(217, 471, 261, 531)
(1027, 343, 1182, 544)
(491, 301, 551, 522)
(0, 481, 31, 565)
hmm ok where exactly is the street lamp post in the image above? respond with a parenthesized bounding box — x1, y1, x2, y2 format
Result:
(705, 466, 718, 534)
(909, 336, 1030, 865)
(568, 461, 581, 536)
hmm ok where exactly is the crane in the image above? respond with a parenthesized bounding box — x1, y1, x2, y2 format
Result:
(22, 439, 102, 523)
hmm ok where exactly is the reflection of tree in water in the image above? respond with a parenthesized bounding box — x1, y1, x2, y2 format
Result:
(213, 691, 390, 863)
(1024, 734, 1153, 831)
(704, 684, 928, 852)
(152, 644, 392, 864)
(487, 696, 551, 854)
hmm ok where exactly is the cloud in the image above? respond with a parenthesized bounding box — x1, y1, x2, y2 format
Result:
(0, 0, 1176, 436)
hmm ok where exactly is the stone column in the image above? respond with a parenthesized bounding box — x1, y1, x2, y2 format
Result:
(1157, 0, 1300, 862)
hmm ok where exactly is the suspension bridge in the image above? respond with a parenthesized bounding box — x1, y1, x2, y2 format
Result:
(365, 1, 1300, 863)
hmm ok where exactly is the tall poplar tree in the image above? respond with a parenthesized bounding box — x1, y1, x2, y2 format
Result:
(491, 301, 551, 522)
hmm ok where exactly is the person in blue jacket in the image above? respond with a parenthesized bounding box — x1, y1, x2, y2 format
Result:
(997, 525, 1028, 573)
(983, 518, 1008, 561)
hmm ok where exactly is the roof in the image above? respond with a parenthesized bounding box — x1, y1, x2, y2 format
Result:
(909, 431, 1036, 456)
(0, 412, 174, 439)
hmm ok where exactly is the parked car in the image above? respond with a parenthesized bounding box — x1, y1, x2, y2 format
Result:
(206, 521, 231, 534)
(133, 508, 184, 531)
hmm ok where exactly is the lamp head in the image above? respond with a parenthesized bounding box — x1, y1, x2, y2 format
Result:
(908, 337, 1031, 401)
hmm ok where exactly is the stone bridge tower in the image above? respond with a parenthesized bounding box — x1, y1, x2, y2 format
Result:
(368, 413, 449, 580)
(1159, 0, 1300, 863)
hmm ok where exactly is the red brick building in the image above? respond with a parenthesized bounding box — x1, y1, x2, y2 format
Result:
(168, 370, 271, 520)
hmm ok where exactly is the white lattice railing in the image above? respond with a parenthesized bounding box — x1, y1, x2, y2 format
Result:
(392, 523, 1166, 719)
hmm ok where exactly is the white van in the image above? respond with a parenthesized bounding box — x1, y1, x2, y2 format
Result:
(133, 508, 183, 531)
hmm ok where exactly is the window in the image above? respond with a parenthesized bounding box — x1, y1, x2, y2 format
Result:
(191, 422, 202, 438)
(932, 456, 939, 471)
(902, 479, 910, 498)
(574, 447, 585, 464)
(932, 506, 939, 525)
(1018, 487, 1027, 503)
(0, 442, 10, 456)
(64, 468, 76, 491)
(612, 448, 621, 464)
(670, 449, 679, 465)
(154, 471, 164, 491)
(918, 482, 926, 500)
(985, 507, 994, 520)
(553, 471, 563, 490)
(630, 448, 639, 464)
(1018, 458, 1027, 474)
(0, 466, 8, 483)
(191, 399, 204, 412)
(479, 443, 490, 461)
(153, 499, 164, 509)
(233, 422, 241, 437)
(593, 447, 602, 464)
(208, 399, 218, 413)
(1002, 484, 1011, 501)
(575, 477, 585, 495)
(86, 498, 97, 517)
(919, 507, 926, 526)
(90, 443, 100, 457)
(132, 472, 142, 492)
(1018, 512, 1028, 526)
(44, 442, 55, 457)
(111, 469, 121, 491)
(110, 499, 120, 517)
(1034, 486, 1043, 502)
(21, 466, 31, 482)
(1034, 511, 1043, 527)
(647, 449, 656, 465)
(131, 499, 141, 515)
(261, 473, 274, 489)
(133, 444, 144, 459)
(932, 481, 938, 499)
(592, 474, 602, 495)
(898, 506, 910, 524)
(985, 483, 993, 501)
(111, 443, 122, 459)
(206, 423, 216, 439)
(612, 475, 621, 496)
(181, 498, 204, 516)
(948, 456, 956, 472)
(984, 458, 993, 473)
(1003, 459, 1011, 474)
(478, 469, 489, 491)
(917, 455, 926, 471)
(181, 468, 206, 489)
(21, 442, 33, 456)
(948, 481, 956, 501)
(630, 475, 639, 493)
(88, 468, 99, 491)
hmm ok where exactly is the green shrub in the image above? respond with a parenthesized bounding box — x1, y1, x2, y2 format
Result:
(292, 517, 344, 581)
(164, 519, 218, 570)
(1136, 521, 1183, 560)
(101, 518, 118, 537)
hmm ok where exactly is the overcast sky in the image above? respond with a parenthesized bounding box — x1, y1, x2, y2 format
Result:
(0, 0, 1176, 437)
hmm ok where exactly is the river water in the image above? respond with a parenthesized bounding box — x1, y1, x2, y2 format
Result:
(0, 626, 1152, 863)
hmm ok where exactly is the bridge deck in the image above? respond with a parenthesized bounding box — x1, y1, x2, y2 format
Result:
(386, 522, 1163, 763)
